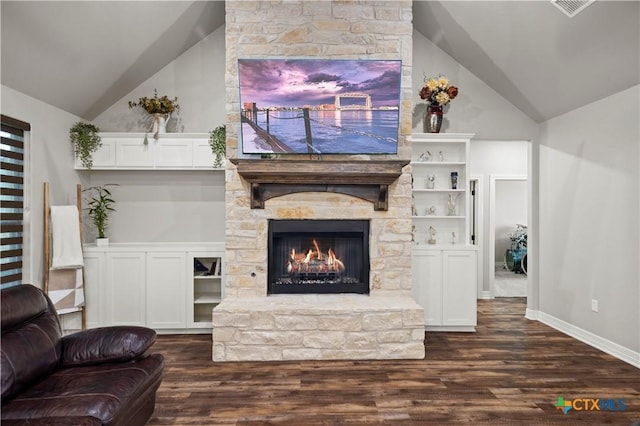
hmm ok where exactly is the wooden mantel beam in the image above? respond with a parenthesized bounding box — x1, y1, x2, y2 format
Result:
(230, 159, 409, 211)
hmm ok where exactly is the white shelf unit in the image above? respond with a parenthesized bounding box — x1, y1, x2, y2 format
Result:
(83, 242, 224, 333)
(75, 132, 224, 170)
(189, 252, 224, 328)
(408, 133, 477, 332)
(408, 133, 474, 246)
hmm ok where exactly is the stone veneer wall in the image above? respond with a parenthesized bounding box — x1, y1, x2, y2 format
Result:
(213, 0, 424, 361)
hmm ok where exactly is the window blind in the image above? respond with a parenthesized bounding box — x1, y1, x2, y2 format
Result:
(1, 115, 30, 289)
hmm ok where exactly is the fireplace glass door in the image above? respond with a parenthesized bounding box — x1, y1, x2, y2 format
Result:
(268, 220, 370, 294)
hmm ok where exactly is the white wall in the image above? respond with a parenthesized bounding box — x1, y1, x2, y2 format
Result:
(495, 180, 527, 260)
(538, 85, 639, 353)
(412, 30, 537, 140)
(87, 25, 228, 243)
(84, 171, 225, 243)
(1, 85, 87, 289)
(93, 25, 226, 133)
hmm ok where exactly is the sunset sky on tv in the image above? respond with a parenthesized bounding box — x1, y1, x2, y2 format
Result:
(238, 59, 401, 108)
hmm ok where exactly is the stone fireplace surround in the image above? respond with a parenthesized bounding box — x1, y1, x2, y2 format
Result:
(212, 161, 425, 361)
(215, 0, 420, 361)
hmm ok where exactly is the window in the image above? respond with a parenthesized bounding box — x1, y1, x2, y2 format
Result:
(1, 115, 29, 289)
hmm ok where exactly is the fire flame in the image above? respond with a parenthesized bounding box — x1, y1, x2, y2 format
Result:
(286, 240, 345, 273)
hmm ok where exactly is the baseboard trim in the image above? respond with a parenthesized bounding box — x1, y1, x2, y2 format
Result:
(425, 325, 476, 332)
(478, 291, 492, 300)
(525, 308, 538, 320)
(537, 311, 640, 369)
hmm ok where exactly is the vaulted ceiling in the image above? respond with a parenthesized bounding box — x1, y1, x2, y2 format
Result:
(2, 1, 638, 123)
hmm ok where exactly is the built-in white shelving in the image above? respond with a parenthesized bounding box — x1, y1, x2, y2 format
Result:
(408, 133, 477, 332)
(75, 132, 223, 171)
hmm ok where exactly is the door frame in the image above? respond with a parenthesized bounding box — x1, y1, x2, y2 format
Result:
(470, 175, 486, 299)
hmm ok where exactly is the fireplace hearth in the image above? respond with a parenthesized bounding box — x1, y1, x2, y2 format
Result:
(268, 219, 370, 295)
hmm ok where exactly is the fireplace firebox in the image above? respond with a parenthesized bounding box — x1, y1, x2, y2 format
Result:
(268, 220, 370, 294)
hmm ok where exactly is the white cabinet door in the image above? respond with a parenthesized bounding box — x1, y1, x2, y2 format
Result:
(75, 138, 116, 169)
(412, 249, 443, 326)
(82, 252, 105, 328)
(412, 247, 477, 331)
(193, 139, 216, 168)
(442, 250, 477, 327)
(116, 139, 154, 168)
(155, 139, 193, 168)
(105, 252, 146, 326)
(146, 252, 187, 329)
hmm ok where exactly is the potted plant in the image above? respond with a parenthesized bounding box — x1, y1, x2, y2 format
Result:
(70, 122, 102, 169)
(84, 184, 117, 246)
(208, 125, 226, 168)
(128, 89, 180, 138)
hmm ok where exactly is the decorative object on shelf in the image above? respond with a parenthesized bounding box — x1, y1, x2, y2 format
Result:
(128, 89, 180, 142)
(439, 150, 445, 162)
(418, 151, 431, 162)
(428, 226, 437, 244)
(69, 122, 101, 169)
(419, 74, 459, 133)
(425, 174, 436, 189)
(450, 171, 458, 189)
(447, 193, 460, 216)
(426, 206, 437, 216)
(451, 232, 456, 245)
(424, 105, 443, 134)
(208, 125, 226, 168)
(83, 184, 117, 245)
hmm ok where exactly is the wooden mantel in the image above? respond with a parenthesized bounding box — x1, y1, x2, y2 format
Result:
(230, 159, 409, 211)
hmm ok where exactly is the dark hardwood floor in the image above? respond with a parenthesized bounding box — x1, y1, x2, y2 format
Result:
(148, 298, 639, 425)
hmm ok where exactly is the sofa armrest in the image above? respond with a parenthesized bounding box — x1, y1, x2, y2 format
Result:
(60, 326, 157, 367)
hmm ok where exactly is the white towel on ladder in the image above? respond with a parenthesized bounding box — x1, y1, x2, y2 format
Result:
(50, 205, 84, 269)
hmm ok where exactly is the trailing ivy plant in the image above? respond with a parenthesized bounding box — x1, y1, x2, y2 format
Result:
(84, 184, 117, 239)
(208, 125, 226, 168)
(70, 122, 101, 169)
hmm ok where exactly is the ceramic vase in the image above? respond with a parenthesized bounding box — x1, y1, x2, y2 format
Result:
(423, 104, 443, 133)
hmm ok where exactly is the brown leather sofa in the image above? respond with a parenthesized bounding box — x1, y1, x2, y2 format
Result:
(1, 284, 164, 425)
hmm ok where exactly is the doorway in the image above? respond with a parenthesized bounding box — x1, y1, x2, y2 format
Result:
(489, 176, 528, 298)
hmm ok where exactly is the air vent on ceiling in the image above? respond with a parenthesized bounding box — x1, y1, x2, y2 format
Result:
(551, 0, 595, 18)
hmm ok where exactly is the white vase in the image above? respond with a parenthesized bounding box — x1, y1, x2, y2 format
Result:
(96, 237, 109, 246)
(150, 113, 168, 135)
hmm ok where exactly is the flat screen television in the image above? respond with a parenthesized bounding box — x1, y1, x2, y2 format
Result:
(238, 59, 401, 155)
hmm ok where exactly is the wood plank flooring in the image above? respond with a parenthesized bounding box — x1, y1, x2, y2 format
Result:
(148, 298, 639, 425)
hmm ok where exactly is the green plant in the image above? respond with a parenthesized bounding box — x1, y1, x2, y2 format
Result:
(84, 184, 117, 239)
(128, 89, 180, 115)
(208, 125, 226, 168)
(70, 122, 101, 169)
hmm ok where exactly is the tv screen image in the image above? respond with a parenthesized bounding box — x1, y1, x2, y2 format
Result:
(238, 59, 402, 155)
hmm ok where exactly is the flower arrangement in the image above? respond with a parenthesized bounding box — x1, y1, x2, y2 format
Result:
(128, 89, 180, 115)
(419, 75, 459, 106)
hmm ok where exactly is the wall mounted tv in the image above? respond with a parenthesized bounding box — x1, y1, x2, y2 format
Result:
(238, 59, 401, 155)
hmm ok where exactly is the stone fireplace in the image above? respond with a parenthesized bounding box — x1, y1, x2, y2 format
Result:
(213, 0, 423, 361)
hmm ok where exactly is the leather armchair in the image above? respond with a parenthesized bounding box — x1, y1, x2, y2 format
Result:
(1, 284, 164, 425)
